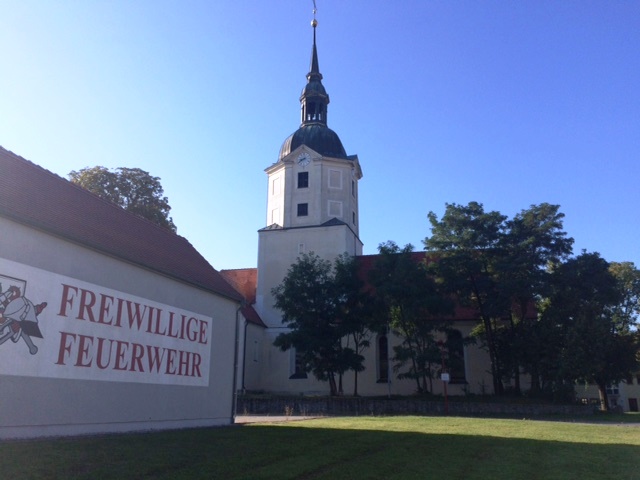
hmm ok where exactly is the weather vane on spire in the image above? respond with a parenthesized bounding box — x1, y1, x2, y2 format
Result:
(312, 0, 318, 27)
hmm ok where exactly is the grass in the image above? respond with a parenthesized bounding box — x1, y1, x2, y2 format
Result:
(1, 415, 639, 479)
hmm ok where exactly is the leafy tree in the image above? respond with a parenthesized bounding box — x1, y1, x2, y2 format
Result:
(369, 242, 453, 394)
(69, 166, 177, 232)
(496, 203, 574, 394)
(543, 252, 639, 410)
(424, 202, 508, 394)
(333, 253, 375, 396)
(272, 253, 369, 396)
(609, 261, 640, 330)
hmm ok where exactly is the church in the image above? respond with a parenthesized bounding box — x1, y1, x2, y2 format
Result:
(225, 15, 640, 412)
(220, 16, 495, 398)
(0, 10, 494, 439)
(2, 13, 635, 440)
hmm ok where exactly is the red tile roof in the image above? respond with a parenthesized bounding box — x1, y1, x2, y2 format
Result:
(0, 146, 242, 302)
(219, 268, 257, 304)
(355, 253, 482, 320)
(356, 253, 537, 320)
(219, 268, 266, 327)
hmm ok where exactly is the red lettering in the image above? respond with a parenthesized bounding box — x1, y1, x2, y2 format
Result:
(96, 337, 113, 369)
(167, 311, 180, 338)
(180, 314, 187, 339)
(114, 298, 125, 328)
(58, 284, 78, 317)
(153, 308, 167, 336)
(192, 353, 202, 377)
(56, 331, 77, 365)
(113, 340, 130, 370)
(186, 317, 198, 342)
(75, 334, 94, 367)
(198, 320, 208, 345)
(98, 294, 114, 325)
(129, 343, 145, 372)
(78, 288, 97, 322)
(145, 306, 155, 334)
(178, 350, 190, 376)
(165, 348, 177, 374)
(146, 345, 166, 372)
(126, 301, 146, 330)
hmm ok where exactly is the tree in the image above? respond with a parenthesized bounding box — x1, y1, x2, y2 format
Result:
(496, 203, 574, 395)
(369, 242, 453, 394)
(69, 166, 177, 232)
(609, 261, 640, 331)
(333, 253, 375, 396)
(543, 252, 639, 410)
(272, 253, 369, 396)
(424, 202, 508, 395)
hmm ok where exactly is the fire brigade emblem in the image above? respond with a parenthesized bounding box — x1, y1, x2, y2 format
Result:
(0, 275, 46, 355)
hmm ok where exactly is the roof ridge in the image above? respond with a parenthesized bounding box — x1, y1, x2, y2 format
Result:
(0, 146, 180, 237)
(0, 146, 243, 302)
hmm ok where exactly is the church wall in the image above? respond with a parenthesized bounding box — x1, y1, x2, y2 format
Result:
(0, 217, 239, 438)
(250, 319, 497, 397)
(256, 224, 362, 329)
(240, 322, 265, 393)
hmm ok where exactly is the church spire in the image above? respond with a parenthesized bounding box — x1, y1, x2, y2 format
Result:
(300, 10, 329, 127)
(309, 18, 321, 80)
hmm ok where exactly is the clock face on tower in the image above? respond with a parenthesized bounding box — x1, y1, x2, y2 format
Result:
(297, 152, 311, 167)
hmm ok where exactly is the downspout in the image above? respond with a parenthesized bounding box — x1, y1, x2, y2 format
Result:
(231, 301, 245, 423)
(241, 318, 249, 393)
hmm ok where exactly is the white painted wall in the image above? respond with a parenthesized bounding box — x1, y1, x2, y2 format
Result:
(0, 217, 240, 439)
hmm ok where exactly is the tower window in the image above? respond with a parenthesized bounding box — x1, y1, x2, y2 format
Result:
(352, 179, 355, 197)
(298, 171, 309, 188)
(352, 212, 356, 225)
(297, 203, 308, 216)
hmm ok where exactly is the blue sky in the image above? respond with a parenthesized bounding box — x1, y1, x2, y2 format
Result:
(2, 1, 638, 270)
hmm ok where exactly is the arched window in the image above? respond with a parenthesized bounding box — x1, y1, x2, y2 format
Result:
(377, 334, 389, 383)
(447, 330, 466, 383)
(289, 349, 307, 379)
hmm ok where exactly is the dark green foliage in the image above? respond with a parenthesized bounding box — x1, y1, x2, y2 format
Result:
(368, 242, 454, 393)
(541, 252, 640, 409)
(424, 202, 578, 397)
(424, 202, 508, 394)
(69, 166, 177, 232)
(496, 203, 574, 395)
(272, 253, 373, 396)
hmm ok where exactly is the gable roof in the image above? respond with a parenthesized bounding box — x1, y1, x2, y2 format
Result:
(0, 146, 242, 302)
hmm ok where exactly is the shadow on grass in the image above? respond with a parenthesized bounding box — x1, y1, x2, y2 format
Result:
(1, 422, 638, 480)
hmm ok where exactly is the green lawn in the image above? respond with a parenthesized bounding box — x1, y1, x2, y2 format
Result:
(2, 415, 639, 479)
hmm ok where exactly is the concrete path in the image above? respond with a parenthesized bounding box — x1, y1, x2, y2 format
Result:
(234, 415, 323, 424)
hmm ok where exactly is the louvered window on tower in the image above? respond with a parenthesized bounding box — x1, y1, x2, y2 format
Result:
(298, 172, 309, 188)
(297, 203, 308, 216)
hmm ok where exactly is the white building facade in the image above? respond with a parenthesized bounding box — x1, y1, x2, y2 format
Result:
(0, 147, 244, 438)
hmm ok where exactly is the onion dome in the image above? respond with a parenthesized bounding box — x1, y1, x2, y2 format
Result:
(278, 17, 348, 161)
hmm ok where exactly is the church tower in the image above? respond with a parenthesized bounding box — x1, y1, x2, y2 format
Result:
(255, 15, 363, 331)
